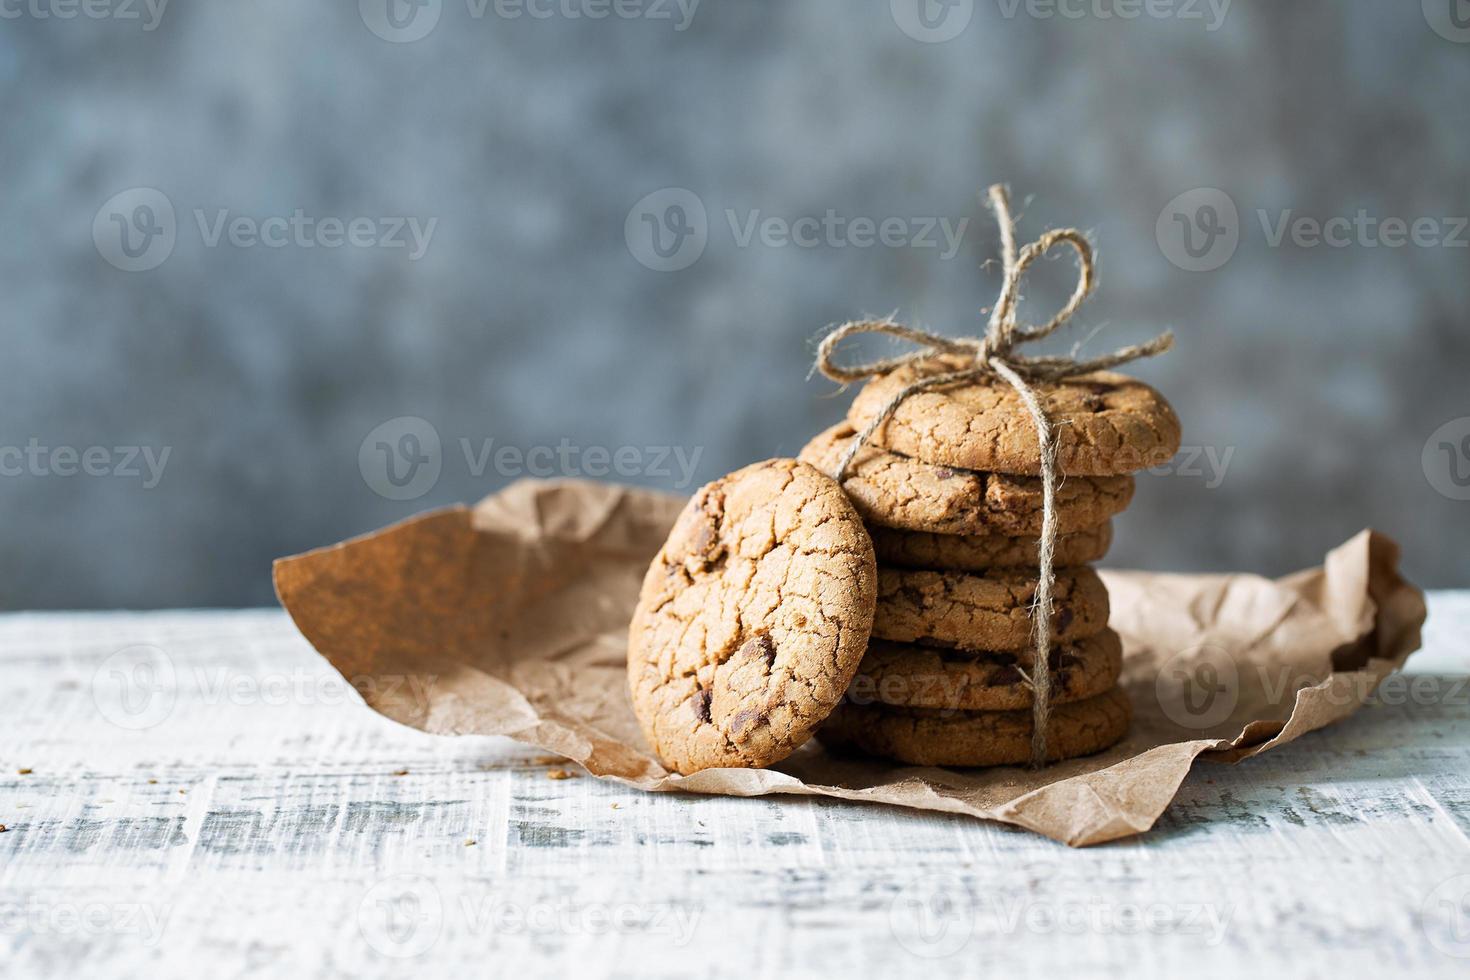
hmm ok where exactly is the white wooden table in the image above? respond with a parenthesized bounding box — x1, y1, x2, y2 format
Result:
(3, 594, 1470, 979)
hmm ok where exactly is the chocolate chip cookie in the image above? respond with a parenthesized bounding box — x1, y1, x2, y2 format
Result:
(868, 522, 1112, 572)
(846, 629, 1122, 711)
(819, 686, 1132, 767)
(847, 362, 1181, 476)
(799, 423, 1134, 535)
(873, 566, 1108, 651)
(627, 458, 877, 774)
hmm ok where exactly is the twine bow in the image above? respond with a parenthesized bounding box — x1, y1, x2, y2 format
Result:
(815, 185, 1173, 767)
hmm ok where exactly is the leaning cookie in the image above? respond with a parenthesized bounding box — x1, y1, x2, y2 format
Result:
(818, 687, 1132, 767)
(627, 458, 877, 775)
(799, 423, 1134, 536)
(847, 629, 1123, 712)
(873, 566, 1109, 652)
(869, 522, 1112, 572)
(848, 362, 1181, 477)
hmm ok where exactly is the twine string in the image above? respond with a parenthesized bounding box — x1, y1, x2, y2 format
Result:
(814, 185, 1173, 767)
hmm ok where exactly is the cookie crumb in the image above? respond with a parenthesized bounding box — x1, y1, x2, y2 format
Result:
(530, 755, 565, 766)
(610, 803, 621, 810)
(392, 769, 409, 777)
(178, 789, 186, 795)
(0, 824, 7, 833)
(545, 769, 576, 780)
(464, 838, 477, 846)
(17, 768, 32, 775)
(147, 779, 158, 785)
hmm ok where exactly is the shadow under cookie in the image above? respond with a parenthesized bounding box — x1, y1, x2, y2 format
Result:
(818, 686, 1133, 767)
(848, 629, 1123, 711)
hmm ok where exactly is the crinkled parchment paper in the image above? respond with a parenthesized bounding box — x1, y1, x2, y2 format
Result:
(274, 479, 1426, 846)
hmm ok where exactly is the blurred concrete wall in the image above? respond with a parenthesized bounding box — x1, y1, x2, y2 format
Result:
(2, 0, 1467, 607)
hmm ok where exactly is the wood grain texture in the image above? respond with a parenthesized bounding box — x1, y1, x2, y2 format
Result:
(3, 597, 1470, 978)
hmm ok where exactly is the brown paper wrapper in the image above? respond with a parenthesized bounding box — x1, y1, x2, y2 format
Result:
(274, 478, 1426, 847)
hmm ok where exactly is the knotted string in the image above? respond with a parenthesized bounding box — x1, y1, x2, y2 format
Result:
(815, 185, 1173, 767)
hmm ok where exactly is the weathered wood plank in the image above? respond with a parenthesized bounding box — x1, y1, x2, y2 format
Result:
(2, 597, 1469, 978)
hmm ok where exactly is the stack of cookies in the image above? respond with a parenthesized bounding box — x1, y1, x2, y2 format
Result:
(802, 365, 1181, 767)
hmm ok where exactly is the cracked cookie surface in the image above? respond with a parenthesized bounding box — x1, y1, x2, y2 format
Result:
(818, 686, 1132, 767)
(627, 458, 877, 774)
(847, 628, 1122, 711)
(873, 566, 1109, 651)
(799, 423, 1133, 535)
(869, 521, 1112, 572)
(847, 363, 1181, 476)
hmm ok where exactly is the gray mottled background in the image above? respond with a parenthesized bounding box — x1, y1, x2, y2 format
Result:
(3, 0, 1468, 609)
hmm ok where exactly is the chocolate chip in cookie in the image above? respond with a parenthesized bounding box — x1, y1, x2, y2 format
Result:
(799, 423, 1134, 536)
(627, 458, 877, 774)
(847, 363, 1181, 476)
